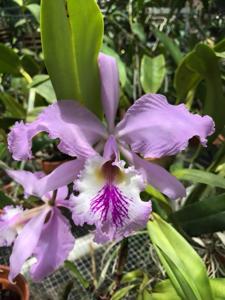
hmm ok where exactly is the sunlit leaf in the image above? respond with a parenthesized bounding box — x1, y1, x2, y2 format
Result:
(147, 214, 213, 300)
(215, 51, 225, 58)
(31, 74, 49, 86)
(137, 288, 154, 300)
(12, 0, 23, 6)
(26, 4, 40, 23)
(146, 185, 167, 204)
(150, 279, 180, 300)
(149, 278, 225, 300)
(111, 285, 136, 300)
(140, 54, 166, 93)
(172, 168, 225, 189)
(27, 107, 45, 122)
(121, 269, 143, 284)
(41, 0, 103, 116)
(210, 278, 225, 300)
(214, 38, 225, 52)
(33, 80, 56, 104)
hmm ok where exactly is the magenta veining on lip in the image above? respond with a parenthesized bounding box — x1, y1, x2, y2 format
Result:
(91, 183, 129, 227)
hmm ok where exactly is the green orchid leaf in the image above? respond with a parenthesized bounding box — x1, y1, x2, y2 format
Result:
(214, 38, 225, 52)
(174, 43, 225, 137)
(149, 278, 225, 300)
(153, 29, 183, 65)
(147, 214, 213, 300)
(41, 0, 103, 116)
(140, 54, 166, 93)
(172, 168, 225, 189)
(12, 0, 23, 6)
(210, 278, 225, 300)
(121, 269, 144, 284)
(31, 74, 50, 86)
(215, 51, 225, 58)
(0, 94, 26, 119)
(26, 4, 40, 23)
(27, 107, 45, 122)
(21, 55, 40, 77)
(137, 289, 154, 300)
(111, 284, 136, 300)
(187, 44, 224, 137)
(64, 260, 89, 289)
(171, 193, 225, 235)
(0, 43, 21, 75)
(131, 22, 146, 43)
(32, 79, 56, 104)
(150, 279, 181, 300)
(174, 52, 201, 101)
(0, 191, 14, 209)
(0, 143, 7, 160)
(0, 118, 19, 131)
(146, 185, 167, 204)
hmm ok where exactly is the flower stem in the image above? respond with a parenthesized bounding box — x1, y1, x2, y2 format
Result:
(108, 238, 129, 299)
(19, 68, 33, 84)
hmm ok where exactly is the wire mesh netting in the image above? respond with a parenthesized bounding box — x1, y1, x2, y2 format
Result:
(0, 232, 161, 300)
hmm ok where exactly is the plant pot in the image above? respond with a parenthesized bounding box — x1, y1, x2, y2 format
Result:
(0, 265, 29, 300)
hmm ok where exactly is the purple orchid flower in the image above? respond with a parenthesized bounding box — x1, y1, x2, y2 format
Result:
(7, 54, 215, 243)
(0, 169, 75, 281)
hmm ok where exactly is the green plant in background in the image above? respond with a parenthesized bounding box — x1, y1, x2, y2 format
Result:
(41, 0, 103, 116)
(0, 0, 225, 299)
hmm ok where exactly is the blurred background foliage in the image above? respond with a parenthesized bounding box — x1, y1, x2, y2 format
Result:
(0, 0, 225, 299)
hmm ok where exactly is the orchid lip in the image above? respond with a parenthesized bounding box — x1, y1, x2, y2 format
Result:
(72, 153, 152, 242)
(91, 183, 129, 227)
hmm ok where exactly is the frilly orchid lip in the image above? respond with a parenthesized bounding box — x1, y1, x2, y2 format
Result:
(71, 148, 152, 243)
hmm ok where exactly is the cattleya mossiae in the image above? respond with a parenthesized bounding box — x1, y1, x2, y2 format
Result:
(2, 53, 215, 281)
